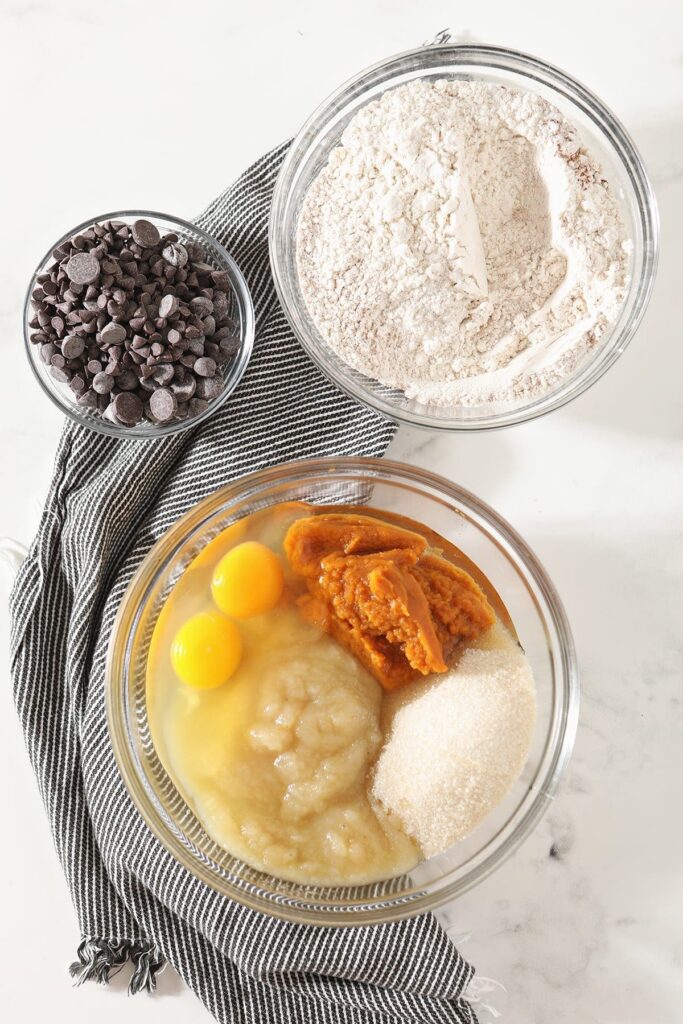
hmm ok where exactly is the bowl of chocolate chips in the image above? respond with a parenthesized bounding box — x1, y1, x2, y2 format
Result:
(24, 211, 254, 437)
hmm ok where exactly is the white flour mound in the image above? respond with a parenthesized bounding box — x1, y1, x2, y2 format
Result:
(371, 625, 536, 856)
(297, 79, 631, 407)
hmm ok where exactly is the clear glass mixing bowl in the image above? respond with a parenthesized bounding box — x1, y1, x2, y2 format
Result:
(24, 210, 254, 439)
(107, 457, 579, 925)
(269, 45, 659, 430)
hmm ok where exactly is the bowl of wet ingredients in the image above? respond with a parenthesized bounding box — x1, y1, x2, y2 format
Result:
(24, 211, 254, 438)
(107, 457, 579, 924)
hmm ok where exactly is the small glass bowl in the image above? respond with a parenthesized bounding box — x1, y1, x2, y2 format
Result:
(107, 457, 579, 925)
(24, 210, 254, 439)
(269, 45, 659, 431)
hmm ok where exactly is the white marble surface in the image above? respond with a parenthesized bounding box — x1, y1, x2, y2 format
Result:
(1, 1, 682, 1021)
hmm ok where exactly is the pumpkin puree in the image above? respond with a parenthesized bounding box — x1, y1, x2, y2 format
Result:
(284, 513, 495, 690)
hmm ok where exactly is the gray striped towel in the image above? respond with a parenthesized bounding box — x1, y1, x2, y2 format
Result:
(10, 143, 477, 1024)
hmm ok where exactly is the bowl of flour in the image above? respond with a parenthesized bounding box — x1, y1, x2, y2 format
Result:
(270, 45, 658, 429)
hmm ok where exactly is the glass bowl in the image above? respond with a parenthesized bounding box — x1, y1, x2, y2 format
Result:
(269, 44, 659, 431)
(106, 457, 579, 925)
(24, 210, 254, 439)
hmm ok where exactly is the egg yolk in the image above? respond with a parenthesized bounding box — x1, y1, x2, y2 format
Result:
(211, 541, 285, 619)
(171, 611, 242, 689)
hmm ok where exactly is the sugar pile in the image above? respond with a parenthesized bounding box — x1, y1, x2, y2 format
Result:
(371, 625, 536, 855)
(297, 79, 631, 407)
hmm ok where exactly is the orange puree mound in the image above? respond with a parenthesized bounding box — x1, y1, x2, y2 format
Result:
(284, 513, 426, 576)
(285, 514, 495, 691)
(412, 552, 495, 653)
(319, 548, 446, 684)
(298, 592, 420, 691)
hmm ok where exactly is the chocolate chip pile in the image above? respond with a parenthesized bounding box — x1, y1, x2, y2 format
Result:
(27, 218, 241, 428)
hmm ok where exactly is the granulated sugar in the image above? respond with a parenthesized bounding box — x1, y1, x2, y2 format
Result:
(371, 626, 536, 855)
(297, 79, 631, 406)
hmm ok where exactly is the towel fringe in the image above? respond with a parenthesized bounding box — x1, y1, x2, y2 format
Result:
(129, 940, 166, 994)
(69, 938, 166, 994)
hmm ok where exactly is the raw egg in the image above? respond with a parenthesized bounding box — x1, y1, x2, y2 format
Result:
(171, 611, 242, 689)
(188, 520, 247, 572)
(211, 541, 284, 619)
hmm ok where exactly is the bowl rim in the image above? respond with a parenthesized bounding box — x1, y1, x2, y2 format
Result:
(269, 43, 660, 432)
(106, 455, 580, 925)
(23, 208, 255, 440)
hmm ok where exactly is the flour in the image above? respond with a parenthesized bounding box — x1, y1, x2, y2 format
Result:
(297, 79, 631, 407)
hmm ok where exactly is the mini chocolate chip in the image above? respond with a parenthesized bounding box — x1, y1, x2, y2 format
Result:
(213, 292, 229, 318)
(186, 337, 204, 356)
(62, 335, 86, 359)
(171, 377, 196, 401)
(131, 219, 161, 248)
(216, 317, 233, 336)
(149, 387, 177, 422)
(158, 294, 179, 318)
(193, 356, 216, 378)
(153, 365, 174, 386)
(143, 400, 158, 423)
(190, 296, 213, 316)
(162, 242, 188, 268)
(92, 371, 115, 394)
(188, 397, 209, 417)
(211, 270, 231, 288)
(77, 389, 98, 409)
(112, 391, 143, 425)
(66, 251, 100, 285)
(100, 322, 127, 345)
(219, 336, 241, 357)
(194, 375, 224, 400)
